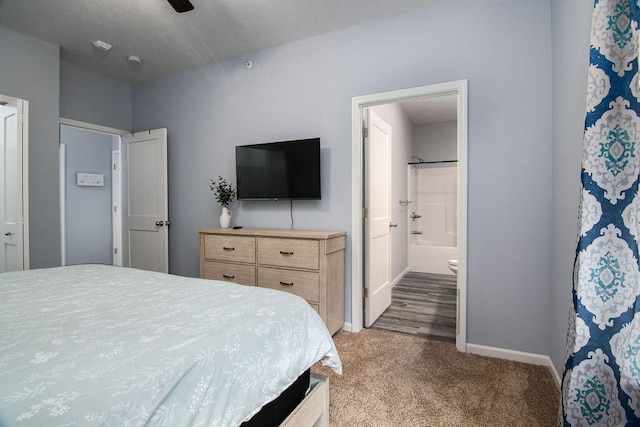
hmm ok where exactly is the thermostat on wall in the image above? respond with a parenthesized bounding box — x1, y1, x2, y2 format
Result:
(77, 172, 104, 187)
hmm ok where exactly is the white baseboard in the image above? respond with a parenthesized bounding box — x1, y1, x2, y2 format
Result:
(342, 322, 353, 333)
(391, 267, 411, 288)
(467, 343, 561, 388)
(549, 360, 562, 387)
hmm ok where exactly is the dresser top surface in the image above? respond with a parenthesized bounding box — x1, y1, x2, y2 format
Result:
(198, 228, 346, 240)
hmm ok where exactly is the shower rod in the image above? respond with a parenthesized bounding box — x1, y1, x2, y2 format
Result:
(407, 159, 458, 165)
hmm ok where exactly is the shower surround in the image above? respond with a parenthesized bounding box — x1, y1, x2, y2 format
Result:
(408, 163, 457, 275)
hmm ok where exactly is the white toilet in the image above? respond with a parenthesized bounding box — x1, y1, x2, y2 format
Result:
(448, 259, 458, 275)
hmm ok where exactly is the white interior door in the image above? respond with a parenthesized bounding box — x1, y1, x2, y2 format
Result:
(364, 109, 392, 327)
(0, 100, 27, 272)
(122, 129, 169, 273)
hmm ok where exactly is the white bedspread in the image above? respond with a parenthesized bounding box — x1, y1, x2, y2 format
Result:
(0, 264, 341, 426)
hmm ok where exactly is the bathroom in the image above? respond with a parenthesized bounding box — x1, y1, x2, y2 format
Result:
(369, 93, 458, 341)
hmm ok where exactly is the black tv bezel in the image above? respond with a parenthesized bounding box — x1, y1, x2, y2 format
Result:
(235, 137, 321, 201)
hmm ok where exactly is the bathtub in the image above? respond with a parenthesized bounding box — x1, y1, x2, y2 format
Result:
(408, 240, 457, 275)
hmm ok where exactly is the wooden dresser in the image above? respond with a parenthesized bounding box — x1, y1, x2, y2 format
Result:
(198, 228, 346, 335)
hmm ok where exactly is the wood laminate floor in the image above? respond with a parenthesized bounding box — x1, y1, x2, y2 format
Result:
(371, 271, 457, 342)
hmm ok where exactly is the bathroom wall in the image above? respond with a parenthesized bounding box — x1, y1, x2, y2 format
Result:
(414, 120, 457, 161)
(410, 164, 457, 247)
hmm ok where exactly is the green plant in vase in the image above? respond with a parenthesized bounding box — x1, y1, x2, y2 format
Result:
(210, 176, 236, 228)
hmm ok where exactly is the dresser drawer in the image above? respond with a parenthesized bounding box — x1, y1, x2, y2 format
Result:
(203, 261, 256, 286)
(258, 267, 319, 302)
(203, 235, 256, 263)
(257, 238, 319, 270)
(199, 228, 345, 335)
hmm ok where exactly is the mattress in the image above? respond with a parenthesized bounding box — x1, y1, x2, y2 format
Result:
(241, 369, 310, 427)
(0, 264, 341, 426)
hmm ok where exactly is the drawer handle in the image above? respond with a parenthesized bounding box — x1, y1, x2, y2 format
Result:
(279, 281, 294, 286)
(222, 274, 235, 279)
(279, 251, 294, 255)
(222, 246, 235, 251)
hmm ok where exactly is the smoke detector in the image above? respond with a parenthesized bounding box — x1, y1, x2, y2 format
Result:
(92, 40, 112, 52)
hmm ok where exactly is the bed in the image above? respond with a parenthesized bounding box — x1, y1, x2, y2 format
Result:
(0, 264, 341, 426)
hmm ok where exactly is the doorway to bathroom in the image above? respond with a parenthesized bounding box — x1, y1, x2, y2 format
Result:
(351, 80, 468, 352)
(372, 128, 459, 342)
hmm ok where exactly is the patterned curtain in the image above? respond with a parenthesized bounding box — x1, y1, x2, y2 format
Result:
(560, 0, 640, 425)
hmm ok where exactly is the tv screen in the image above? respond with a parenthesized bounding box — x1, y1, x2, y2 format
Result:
(235, 138, 321, 200)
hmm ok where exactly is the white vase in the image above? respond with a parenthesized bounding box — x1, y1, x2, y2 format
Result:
(219, 206, 231, 228)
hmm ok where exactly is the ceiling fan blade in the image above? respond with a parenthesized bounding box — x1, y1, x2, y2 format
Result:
(167, 0, 194, 13)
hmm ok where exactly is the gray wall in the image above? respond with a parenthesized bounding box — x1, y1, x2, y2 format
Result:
(550, 0, 592, 373)
(60, 61, 132, 131)
(414, 121, 457, 162)
(369, 103, 413, 282)
(61, 126, 114, 265)
(0, 25, 61, 268)
(132, 0, 554, 355)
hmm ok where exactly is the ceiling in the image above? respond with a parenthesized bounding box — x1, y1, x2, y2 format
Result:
(0, 0, 451, 84)
(400, 95, 457, 124)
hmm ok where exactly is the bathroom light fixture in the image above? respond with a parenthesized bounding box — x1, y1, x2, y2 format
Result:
(127, 55, 142, 65)
(92, 40, 112, 52)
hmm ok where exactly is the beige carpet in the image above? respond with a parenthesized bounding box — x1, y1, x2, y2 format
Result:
(312, 329, 560, 427)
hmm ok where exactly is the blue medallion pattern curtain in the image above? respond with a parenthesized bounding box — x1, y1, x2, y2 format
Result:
(560, 0, 640, 425)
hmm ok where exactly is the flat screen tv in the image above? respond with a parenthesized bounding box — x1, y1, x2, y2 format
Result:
(235, 138, 321, 200)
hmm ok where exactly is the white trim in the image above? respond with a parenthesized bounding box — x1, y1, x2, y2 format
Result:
(456, 81, 468, 353)
(391, 266, 410, 289)
(342, 322, 353, 333)
(0, 94, 18, 104)
(112, 150, 122, 266)
(59, 143, 66, 266)
(549, 360, 562, 388)
(59, 117, 128, 136)
(467, 343, 550, 365)
(19, 100, 29, 270)
(351, 80, 469, 353)
(467, 343, 562, 388)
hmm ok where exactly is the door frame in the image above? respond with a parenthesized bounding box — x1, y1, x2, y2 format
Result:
(0, 94, 29, 271)
(112, 151, 122, 266)
(59, 118, 127, 266)
(350, 80, 468, 352)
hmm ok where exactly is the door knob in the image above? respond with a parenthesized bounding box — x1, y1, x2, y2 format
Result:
(155, 220, 164, 227)
(4, 232, 12, 236)
(389, 222, 398, 228)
